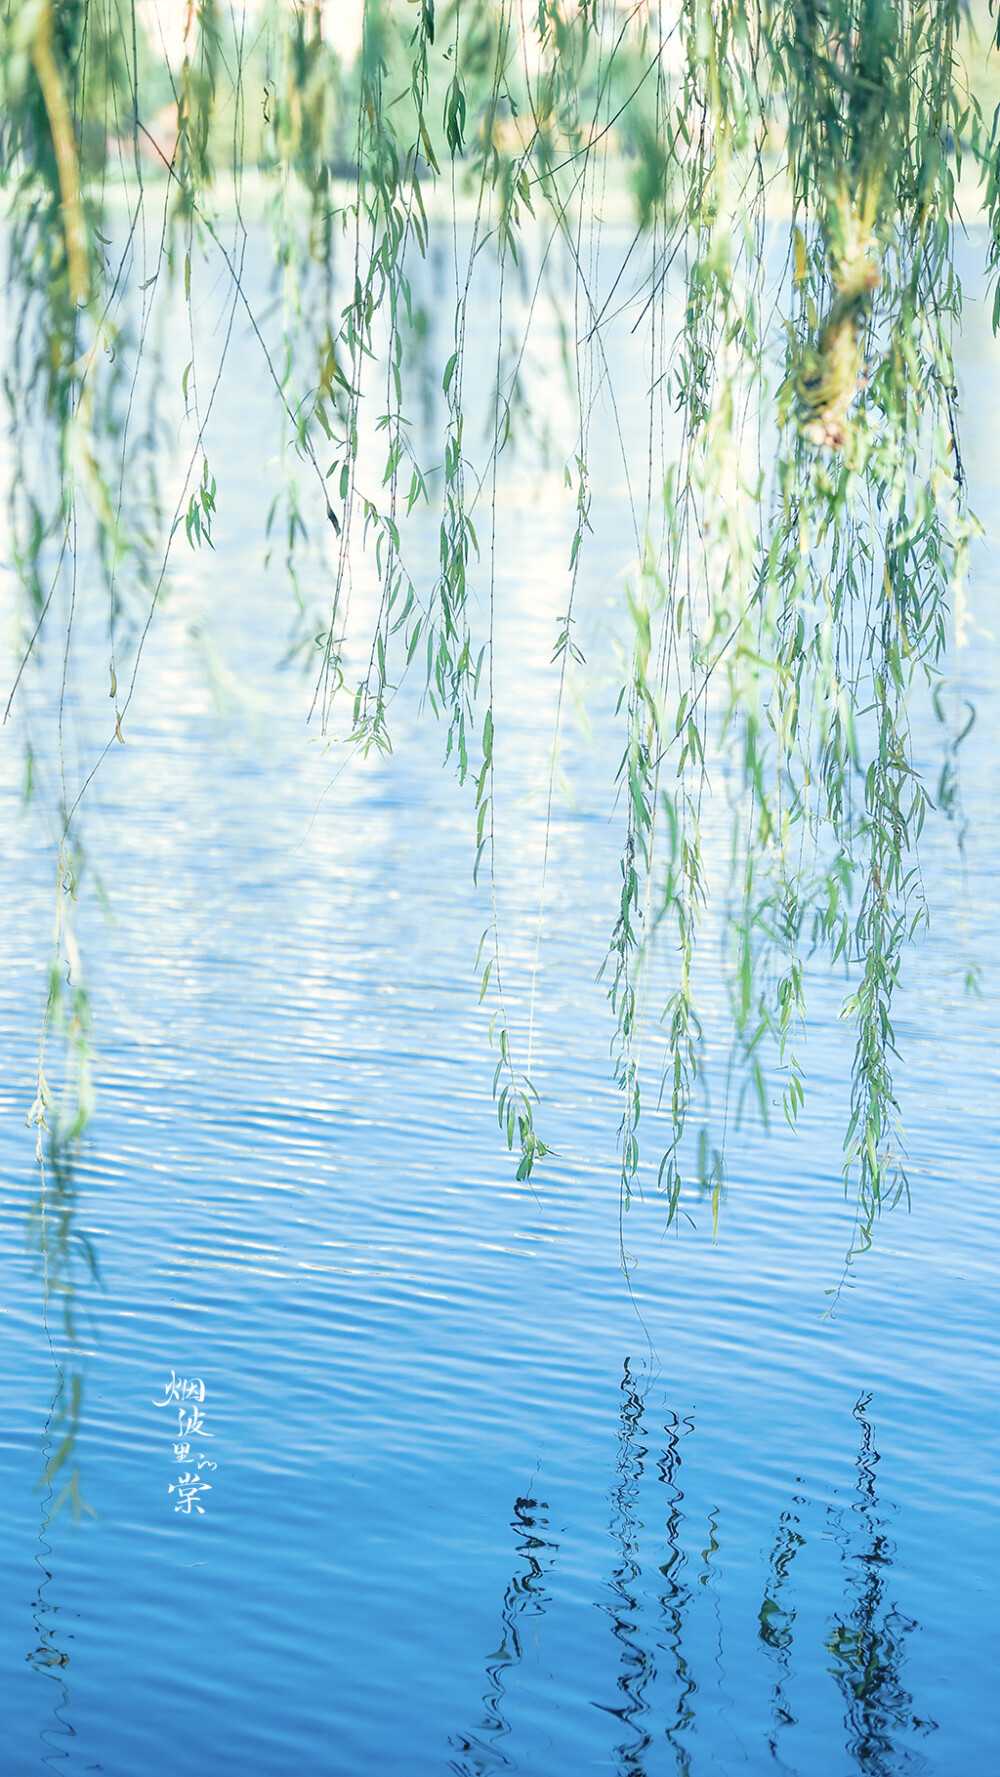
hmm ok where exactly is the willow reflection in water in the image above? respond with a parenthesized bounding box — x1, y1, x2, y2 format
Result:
(451, 1375, 936, 1776)
(447, 1488, 560, 1776)
(823, 1397, 938, 1775)
(28, 1506, 75, 1773)
(21, 1138, 95, 1769)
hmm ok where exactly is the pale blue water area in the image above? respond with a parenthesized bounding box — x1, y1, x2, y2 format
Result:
(0, 226, 998, 1773)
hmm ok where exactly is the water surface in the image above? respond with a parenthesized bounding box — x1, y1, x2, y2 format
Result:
(0, 226, 997, 1775)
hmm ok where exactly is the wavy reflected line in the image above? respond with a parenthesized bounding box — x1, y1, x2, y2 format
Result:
(824, 1393, 938, 1776)
(447, 1486, 560, 1776)
(592, 1358, 656, 1774)
(24, 1134, 98, 1767)
(450, 1380, 939, 1776)
(30, 1375, 79, 1772)
(758, 1501, 806, 1772)
(655, 1409, 697, 1774)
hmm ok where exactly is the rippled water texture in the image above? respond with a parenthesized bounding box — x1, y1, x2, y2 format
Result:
(0, 226, 998, 1774)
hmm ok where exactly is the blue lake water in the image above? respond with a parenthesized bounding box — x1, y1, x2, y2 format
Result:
(0, 224, 998, 1773)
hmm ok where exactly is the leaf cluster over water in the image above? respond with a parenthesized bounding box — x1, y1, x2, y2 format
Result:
(2, 0, 997, 1294)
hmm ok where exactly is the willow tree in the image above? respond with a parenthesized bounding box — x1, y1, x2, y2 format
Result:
(1, 0, 995, 1291)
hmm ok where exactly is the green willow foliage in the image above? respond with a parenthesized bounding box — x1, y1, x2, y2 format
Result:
(2, 0, 997, 1281)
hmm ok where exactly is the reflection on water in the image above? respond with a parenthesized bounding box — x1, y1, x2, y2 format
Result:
(758, 1494, 806, 1770)
(29, 1535, 76, 1776)
(600, 1360, 660, 1773)
(452, 1376, 935, 1774)
(448, 1487, 560, 1775)
(29, 1388, 77, 1775)
(656, 1408, 697, 1772)
(825, 1396, 937, 1775)
(23, 1141, 92, 1768)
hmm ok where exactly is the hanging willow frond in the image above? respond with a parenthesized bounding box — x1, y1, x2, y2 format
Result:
(0, 0, 992, 1272)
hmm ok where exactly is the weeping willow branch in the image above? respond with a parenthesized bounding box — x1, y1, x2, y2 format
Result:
(27, 0, 90, 305)
(0, 0, 993, 1281)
